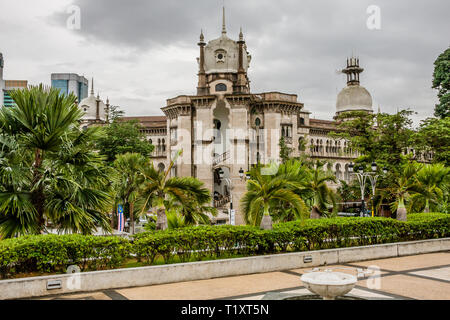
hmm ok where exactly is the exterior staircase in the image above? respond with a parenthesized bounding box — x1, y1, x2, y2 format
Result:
(213, 151, 230, 167)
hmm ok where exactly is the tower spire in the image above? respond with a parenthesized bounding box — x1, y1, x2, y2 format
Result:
(341, 57, 364, 86)
(222, 6, 227, 35)
(91, 78, 94, 95)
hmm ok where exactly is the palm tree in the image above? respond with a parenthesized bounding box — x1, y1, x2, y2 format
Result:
(140, 150, 211, 230)
(0, 86, 113, 238)
(38, 127, 113, 235)
(1, 85, 83, 231)
(381, 162, 422, 221)
(302, 161, 337, 219)
(0, 134, 37, 238)
(113, 153, 148, 234)
(240, 163, 308, 229)
(409, 163, 449, 213)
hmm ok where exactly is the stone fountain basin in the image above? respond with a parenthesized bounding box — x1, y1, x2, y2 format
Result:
(301, 271, 357, 300)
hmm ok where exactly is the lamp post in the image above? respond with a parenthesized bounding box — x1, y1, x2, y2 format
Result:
(219, 168, 247, 225)
(348, 162, 387, 217)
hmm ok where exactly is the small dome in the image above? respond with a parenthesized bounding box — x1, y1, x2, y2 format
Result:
(336, 85, 373, 114)
(79, 94, 107, 121)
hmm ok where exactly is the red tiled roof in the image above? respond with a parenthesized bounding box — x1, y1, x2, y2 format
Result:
(120, 116, 167, 128)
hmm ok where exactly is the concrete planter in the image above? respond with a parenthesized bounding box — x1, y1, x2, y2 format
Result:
(1, 237, 449, 300)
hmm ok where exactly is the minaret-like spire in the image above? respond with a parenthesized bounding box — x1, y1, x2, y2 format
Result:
(239, 27, 243, 41)
(197, 29, 207, 95)
(90, 78, 94, 95)
(222, 7, 227, 35)
(341, 56, 364, 86)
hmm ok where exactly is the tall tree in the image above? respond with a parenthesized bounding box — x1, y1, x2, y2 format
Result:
(0, 85, 84, 232)
(331, 110, 415, 170)
(0, 85, 113, 238)
(432, 47, 450, 119)
(413, 117, 450, 166)
(96, 120, 154, 162)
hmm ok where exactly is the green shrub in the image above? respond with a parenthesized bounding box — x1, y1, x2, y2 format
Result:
(0, 234, 131, 279)
(0, 213, 448, 279)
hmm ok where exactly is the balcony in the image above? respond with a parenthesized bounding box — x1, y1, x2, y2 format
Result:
(214, 195, 231, 208)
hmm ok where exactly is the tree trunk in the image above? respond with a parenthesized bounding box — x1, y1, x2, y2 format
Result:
(130, 202, 135, 234)
(156, 206, 168, 231)
(260, 204, 273, 230)
(310, 206, 321, 219)
(396, 198, 407, 221)
(260, 215, 273, 230)
(423, 199, 430, 213)
(32, 149, 46, 233)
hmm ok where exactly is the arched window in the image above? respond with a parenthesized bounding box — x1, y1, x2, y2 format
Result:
(215, 83, 227, 92)
(299, 117, 305, 125)
(149, 139, 153, 145)
(158, 163, 165, 172)
(255, 117, 261, 127)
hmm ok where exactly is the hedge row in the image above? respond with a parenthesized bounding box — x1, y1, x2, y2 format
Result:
(0, 213, 448, 279)
(0, 235, 131, 278)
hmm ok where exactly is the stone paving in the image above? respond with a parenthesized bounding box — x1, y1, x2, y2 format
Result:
(38, 251, 450, 300)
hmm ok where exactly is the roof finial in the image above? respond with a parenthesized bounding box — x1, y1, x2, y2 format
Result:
(222, 6, 227, 35)
(91, 78, 94, 95)
(200, 29, 204, 42)
(239, 27, 243, 41)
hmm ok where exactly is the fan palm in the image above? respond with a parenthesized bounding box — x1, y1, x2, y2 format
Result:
(240, 163, 308, 229)
(140, 150, 211, 230)
(1, 85, 83, 231)
(40, 127, 113, 235)
(408, 163, 449, 213)
(302, 161, 337, 219)
(0, 85, 113, 237)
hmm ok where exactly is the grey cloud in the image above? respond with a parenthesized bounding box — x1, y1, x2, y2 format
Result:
(44, 0, 450, 122)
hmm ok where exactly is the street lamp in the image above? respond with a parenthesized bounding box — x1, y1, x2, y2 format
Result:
(218, 168, 225, 180)
(239, 168, 245, 180)
(348, 162, 387, 217)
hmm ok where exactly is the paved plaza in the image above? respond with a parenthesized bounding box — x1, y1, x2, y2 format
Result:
(37, 251, 450, 300)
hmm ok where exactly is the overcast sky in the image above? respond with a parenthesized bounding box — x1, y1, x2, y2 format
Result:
(0, 0, 449, 124)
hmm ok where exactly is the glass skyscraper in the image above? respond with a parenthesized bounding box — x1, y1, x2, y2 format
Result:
(51, 73, 88, 102)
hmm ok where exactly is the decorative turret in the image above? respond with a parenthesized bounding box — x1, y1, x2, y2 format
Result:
(341, 57, 364, 86)
(222, 6, 227, 36)
(196, 8, 251, 95)
(197, 30, 208, 95)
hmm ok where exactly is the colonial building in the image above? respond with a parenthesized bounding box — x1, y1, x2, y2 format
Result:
(79, 79, 110, 128)
(121, 9, 371, 225)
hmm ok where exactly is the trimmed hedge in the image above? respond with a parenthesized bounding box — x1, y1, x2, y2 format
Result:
(0, 235, 131, 279)
(0, 213, 449, 279)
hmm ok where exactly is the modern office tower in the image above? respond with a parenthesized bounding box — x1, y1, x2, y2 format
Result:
(0, 53, 28, 107)
(51, 73, 89, 103)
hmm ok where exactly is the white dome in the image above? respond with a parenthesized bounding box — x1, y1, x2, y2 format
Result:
(336, 85, 373, 114)
(79, 94, 107, 121)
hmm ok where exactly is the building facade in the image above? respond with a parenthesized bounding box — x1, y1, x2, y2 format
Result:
(51, 73, 89, 103)
(123, 10, 372, 225)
